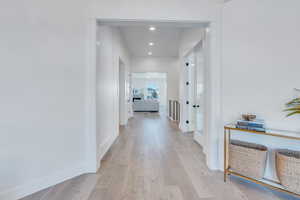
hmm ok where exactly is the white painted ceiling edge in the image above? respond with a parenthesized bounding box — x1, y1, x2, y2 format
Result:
(98, 20, 209, 28)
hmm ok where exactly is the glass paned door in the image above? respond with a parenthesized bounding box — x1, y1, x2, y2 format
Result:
(194, 45, 204, 134)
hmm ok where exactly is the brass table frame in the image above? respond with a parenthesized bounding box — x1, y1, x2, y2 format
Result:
(224, 125, 300, 197)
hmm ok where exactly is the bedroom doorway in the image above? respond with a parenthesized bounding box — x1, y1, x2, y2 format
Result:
(131, 72, 167, 113)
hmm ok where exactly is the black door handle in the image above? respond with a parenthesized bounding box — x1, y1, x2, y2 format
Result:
(193, 105, 196, 108)
(197, 105, 200, 108)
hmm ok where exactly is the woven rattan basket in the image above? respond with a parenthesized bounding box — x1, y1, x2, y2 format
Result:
(276, 149, 300, 194)
(229, 140, 268, 180)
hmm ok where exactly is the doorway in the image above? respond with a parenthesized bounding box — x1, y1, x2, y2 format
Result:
(184, 41, 207, 152)
(131, 72, 167, 113)
(86, 19, 222, 172)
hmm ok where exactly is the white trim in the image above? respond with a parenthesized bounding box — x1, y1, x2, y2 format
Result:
(207, 21, 223, 170)
(85, 18, 98, 173)
(217, 7, 225, 171)
(0, 163, 87, 200)
(194, 132, 207, 155)
(118, 58, 127, 126)
(97, 134, 118, 169)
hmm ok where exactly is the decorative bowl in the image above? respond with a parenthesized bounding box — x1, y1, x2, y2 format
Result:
(242, 114, 256, 121)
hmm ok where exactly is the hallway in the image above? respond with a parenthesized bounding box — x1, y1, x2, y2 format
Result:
(22, 113, 296, 200)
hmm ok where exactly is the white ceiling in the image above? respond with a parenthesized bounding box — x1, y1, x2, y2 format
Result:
(132, 72, 167, 79)
(119, 26, 181, 57)
(99, 21, 208, 57)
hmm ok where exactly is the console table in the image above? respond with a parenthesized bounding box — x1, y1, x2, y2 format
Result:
(224, 124, 300, 197)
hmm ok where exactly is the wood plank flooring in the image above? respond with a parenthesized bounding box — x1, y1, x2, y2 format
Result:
(21, 112, 299, 200)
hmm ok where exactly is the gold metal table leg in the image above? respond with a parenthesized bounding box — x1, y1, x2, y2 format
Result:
(224, 128, 227, 182)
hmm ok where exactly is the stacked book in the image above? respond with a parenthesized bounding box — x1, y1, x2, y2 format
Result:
(236, 120, 266, 132)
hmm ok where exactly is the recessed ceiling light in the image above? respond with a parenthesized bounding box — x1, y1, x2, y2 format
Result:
(148, 52, 152, 56)
(149, 26, 156, 31)
(149, 42, 154, 46)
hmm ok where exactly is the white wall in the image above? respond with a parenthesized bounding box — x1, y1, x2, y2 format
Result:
(96, 25, 131, 169)
(179, 28, 206, 58)
(221, 0, 300, 172)
(131, 57, 179, 101)
(89, 0, 221, 22)
(223, 0, 300, 131)
(0, 1, 90, 199)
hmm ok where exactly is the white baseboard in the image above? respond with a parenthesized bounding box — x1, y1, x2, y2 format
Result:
(179, 122, 188, 133)
(4, 134, 119, 200)
(97, 133, 118, 170)
(194, 133, 206, 154)
(0, 162, 87, 200)
(193, 133, 221, 171)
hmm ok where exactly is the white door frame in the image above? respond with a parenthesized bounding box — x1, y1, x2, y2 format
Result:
(118, 58, 127, 126)
(85, 19, 222, 172)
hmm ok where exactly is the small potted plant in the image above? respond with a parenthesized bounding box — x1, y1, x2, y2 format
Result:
(285, 97, 300, 117)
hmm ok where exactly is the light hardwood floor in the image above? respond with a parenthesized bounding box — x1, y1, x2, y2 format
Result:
(21, 112, 299, 200)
